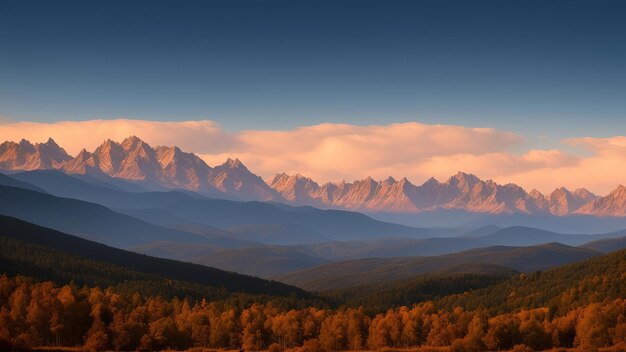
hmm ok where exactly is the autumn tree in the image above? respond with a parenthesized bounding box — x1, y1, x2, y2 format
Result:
(576, 303, 612, 350)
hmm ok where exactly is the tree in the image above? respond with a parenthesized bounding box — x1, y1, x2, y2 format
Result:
(483, 314, 521, 351)
(548, 308, 578, 348)
(576, 303, 612, 350)
(426, 313, 452, 347)
(319, 311, 348, 351)
(367, 315, 387, 350)
(241, 304, 268, 351)
(460, 314, 487, 352)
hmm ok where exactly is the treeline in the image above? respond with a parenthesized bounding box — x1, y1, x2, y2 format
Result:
(1, 275, 625, 351)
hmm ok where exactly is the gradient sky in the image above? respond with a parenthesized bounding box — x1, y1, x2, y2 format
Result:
(2, 0, 626, 193)
(1, 0, 625, 143)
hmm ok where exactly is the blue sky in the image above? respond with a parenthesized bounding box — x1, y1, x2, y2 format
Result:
(1, 0, 625, 148)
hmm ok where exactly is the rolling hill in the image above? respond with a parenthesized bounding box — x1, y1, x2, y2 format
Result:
(192, 246, 329, 278)
(476, 225, 626, 246)
(323, 268, 515, 313)
(0, 185, 246, 248)
(0, 172, 48, 193)
(159, 198, 433, 242)
(436, 247, 626, 314)
(276, 242, 601, 291)
(580, 235, 626, 253)
(0, 215, 306, 298)
(144, 224, 626, 277)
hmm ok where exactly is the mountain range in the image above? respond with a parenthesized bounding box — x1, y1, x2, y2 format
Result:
(3, 136, 626, 217)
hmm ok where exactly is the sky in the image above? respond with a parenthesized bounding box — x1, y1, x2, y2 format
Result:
(1, 0, 626, 193)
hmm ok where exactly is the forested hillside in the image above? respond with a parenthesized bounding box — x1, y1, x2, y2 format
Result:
(1, 274, 625, 351)
(437, 248, 626, 315)
(323, 268, 515, 313)
(0, 215, 307, 298)
(277, 243, 600, 291)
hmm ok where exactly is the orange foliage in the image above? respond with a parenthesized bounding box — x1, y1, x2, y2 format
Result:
(0, 274, 625, 351)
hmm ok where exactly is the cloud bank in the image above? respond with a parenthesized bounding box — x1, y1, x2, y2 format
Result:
(0, 119, 623, 194)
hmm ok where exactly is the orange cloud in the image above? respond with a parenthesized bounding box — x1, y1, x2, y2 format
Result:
(1, 119, 624, 194)
(200, 122, 525, 183)
(0, 119, 234, 155)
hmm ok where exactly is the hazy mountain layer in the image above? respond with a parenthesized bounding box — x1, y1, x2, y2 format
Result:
(0, 185, 247, 248)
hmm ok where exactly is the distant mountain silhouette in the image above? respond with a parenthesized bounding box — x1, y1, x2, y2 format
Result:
(0, 172, 48, 193)
(0, 171, 434, 245)
(157, 197, 432, 242)
(0, 185, 247, 248)
(10, 169, 206, 209)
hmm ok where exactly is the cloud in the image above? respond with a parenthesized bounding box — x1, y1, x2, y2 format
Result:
(200, 122, 526, 183)
(0, 119, 235, 155)
(1, 118, 625, 194)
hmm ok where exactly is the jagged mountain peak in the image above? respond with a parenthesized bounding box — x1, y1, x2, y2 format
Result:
(575, 184, 626, 216)
(349, 176, 379, 189)
(62, 148, 99, 174)
(43, 137, 60, 147)
(98, 138, 120, 149)
(121, 135, 142, 144)
(18, 138, 35, 149)
(270, 172, 320, 203)
(573, 188, 597, 200)
(422, 176, 441, 187)
(0, 137, 71, 170)
(271, 172, 316, 185)
(75, 148, 91, 158)
(155, 145, 201, 163)
(383, 176, 397, 183)
(120, 135, 152, 152)
(448, 171, 481, 188)
(451, 171, 479, 181)
(603, 185, 626, 200)
(221, 157, 246, 170)
(155, 145, 208, 167)
(550, 186, 572, 196)
(209, 158, 279, 201)
(613, 184, 626, 193)
(294, 173, 313, 180)
(269, 172, 290, 185)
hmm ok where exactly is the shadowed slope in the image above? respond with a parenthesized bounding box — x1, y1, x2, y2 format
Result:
(276, 242, 600, 291)
(0, 215, 307, 297)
